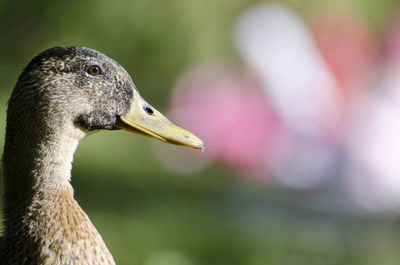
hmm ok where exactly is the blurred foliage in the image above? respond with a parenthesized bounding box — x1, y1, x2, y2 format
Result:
(1, 0, 400, 265)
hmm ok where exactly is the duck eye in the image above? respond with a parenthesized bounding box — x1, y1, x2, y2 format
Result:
(87, 65, 102, 76)
(143, 106, 154, 115)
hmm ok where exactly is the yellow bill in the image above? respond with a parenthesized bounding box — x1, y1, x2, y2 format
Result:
(118, 90, 205, 151)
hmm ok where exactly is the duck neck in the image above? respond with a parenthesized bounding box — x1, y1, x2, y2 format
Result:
(2, 121, 85, 222)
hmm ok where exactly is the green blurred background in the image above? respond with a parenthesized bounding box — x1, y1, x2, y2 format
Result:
(2, 0, 400, 264)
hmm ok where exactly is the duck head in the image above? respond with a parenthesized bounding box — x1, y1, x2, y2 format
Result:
(10, 46, 204, 150)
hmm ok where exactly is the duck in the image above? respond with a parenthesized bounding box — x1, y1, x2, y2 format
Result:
(0, 46, 204, 265)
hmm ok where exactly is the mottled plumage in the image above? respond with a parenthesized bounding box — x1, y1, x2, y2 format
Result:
(0, 47, 204, 264)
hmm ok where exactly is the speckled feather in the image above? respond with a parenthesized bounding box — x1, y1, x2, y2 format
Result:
(1, 47, 138, 264)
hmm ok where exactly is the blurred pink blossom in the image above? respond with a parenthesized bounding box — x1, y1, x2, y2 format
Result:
(155, 3, 400, 209)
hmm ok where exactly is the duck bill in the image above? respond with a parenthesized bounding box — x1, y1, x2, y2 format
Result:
(117, 90, 205, 151)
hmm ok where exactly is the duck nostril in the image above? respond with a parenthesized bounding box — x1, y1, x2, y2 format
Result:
(143, 106, 154, 115)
